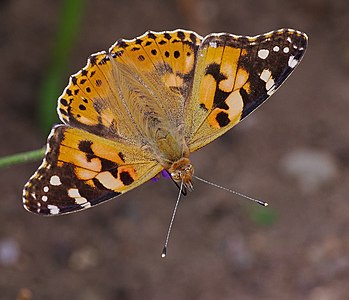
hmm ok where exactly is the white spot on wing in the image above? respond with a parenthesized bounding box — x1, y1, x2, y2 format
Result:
(68, 188, 89, 206)
(265, 77, 275, 90)
(260, 69, 272, 82)
(68, 188, 81, 198)
(267, 86, 277, 96)
(283, 47, 290, 53)
(288, 55, 298, 68)
(209, 41, 217, 48)
(81, 202, 91, 209)
(258, 49, 269, 59)
(50, 175, 62, 186)
(42, 195, 48, 202)
(47, 205, 60, 215)
(75, 197, 88, 205)
(260, 69, 275, 95)
(273, 45, 280, 52)
(43, 186, 49, 193)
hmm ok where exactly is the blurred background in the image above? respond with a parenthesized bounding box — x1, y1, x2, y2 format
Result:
(0, 0, 348, 299)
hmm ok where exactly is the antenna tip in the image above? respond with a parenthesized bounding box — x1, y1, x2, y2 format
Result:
(161, 246, 167, 258)
(257, 200, 268, 206)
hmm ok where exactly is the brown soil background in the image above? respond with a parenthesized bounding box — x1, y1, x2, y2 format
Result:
(0, 0, 348, 299)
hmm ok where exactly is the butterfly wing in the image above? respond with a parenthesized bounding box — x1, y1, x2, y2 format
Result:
(24, 29, 307, 215)
(58, 30, 202, 144)
(108, 30, 202, 126)
(23, 125, 162, 215)
(185, 29, 308, 152)
(24, 30, 205, 215)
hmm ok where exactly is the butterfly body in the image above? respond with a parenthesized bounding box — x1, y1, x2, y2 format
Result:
(23, 29, 307, 215)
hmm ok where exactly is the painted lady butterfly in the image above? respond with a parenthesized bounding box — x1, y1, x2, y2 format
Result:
(23, 29, 307, 215)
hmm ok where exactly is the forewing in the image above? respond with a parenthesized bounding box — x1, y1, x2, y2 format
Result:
(58, 30, 202, 143)
(186, 29, 308, 151)
(108, 30, 202, 129)
(23, 125, 162, 215)
(58, 52, 144, 141)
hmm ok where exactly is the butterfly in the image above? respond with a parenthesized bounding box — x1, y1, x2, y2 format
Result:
(23, 29, 308, 215)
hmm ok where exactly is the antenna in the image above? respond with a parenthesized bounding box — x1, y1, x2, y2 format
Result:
(161, 179, 184, 258)
(193, 175, 268, 207)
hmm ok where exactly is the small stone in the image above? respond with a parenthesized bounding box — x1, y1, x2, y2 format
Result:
(0, 238, 20, 266)
(69, 246, 99, 271)
(223, 234, 254, 270)
(280, 148, 338, 193)
(308, 286, 344, 300)
(16, 288, 33, 300)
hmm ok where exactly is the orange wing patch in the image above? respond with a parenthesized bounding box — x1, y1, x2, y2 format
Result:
(23, 125, 162, 215)
(185, 35, 246, 148)
(187, 29, 307, 152)
(58, 52, 121, 138)
(109, 30, 202, 102)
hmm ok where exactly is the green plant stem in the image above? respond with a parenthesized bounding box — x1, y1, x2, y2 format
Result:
(0, 148, 45, 169)
(39, 0, 86, 133)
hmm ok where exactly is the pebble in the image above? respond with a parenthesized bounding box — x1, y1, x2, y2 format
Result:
(0, 238, 20, 266)
(280, 148, 338, 193)
(69, 246, 99, 271)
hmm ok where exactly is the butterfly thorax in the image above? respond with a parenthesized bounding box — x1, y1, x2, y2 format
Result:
(148, 125, 194, 189)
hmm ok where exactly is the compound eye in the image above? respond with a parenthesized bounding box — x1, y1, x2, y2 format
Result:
(171, 172, 180, 181)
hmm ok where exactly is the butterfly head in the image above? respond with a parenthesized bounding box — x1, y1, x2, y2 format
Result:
(169, 157, 194, 191)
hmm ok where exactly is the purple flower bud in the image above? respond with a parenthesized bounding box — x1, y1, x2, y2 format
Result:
(151, 176, 160, 182)
(151, 170, 171, 182)
(161, 170, 171, 179)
